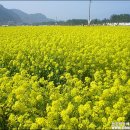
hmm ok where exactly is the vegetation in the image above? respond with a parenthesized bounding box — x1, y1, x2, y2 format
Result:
(0, 26, 130, 129)
(34, 19, 88, 26)
(32, 14, 130, 26)
(110, 14, 130, 23)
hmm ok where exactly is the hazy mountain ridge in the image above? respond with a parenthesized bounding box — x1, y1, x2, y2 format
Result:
(0, 4, 54, 25)
(0, 4, 22, 24)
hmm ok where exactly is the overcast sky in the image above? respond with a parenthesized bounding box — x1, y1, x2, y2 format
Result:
(0, 1, 130, 20)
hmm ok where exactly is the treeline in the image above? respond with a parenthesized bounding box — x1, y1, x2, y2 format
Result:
(33, 19, 88, 26)
(91, 14, 130, 24)
(33, 14, 130, 26)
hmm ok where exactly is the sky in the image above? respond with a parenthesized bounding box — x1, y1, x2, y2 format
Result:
(0, 1, 130, 20)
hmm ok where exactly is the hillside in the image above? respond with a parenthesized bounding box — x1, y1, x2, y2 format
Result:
(0, 4, 54, 25)
(0, 4, 22, 25)
(11, 9, 54, 24)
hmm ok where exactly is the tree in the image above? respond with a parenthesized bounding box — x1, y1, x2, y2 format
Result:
(110, 14, 130, 23)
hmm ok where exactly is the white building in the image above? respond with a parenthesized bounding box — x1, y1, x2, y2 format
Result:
(106, 22, 130, 26)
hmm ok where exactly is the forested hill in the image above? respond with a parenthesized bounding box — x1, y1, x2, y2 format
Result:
(0, 4, 54, 25)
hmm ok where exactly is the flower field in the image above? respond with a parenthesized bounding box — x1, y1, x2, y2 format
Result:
(0, 26, 130, 129)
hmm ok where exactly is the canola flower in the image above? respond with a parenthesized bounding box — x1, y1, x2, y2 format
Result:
(0, 26, 130, 129)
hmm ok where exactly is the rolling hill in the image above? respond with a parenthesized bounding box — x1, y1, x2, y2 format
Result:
(0, 4, 54, 25)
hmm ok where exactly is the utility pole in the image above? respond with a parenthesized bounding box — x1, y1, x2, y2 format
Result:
(55, 17, 58, 25)
(88, 0, 91, 25)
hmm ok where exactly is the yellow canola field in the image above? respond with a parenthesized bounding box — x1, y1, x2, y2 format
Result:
(0, 26, 130, 129)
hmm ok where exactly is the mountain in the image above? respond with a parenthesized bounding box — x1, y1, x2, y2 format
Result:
(0, 4, 54, 25)
(11, 9, 54, 24)
(0, 4, 22, 25)
(10, 9, 29, 24)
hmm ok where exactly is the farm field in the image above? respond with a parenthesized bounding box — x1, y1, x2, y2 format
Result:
(0, 26, 130, 129)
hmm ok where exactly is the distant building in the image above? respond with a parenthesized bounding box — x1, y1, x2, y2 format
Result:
(106, 22, 130, 26)
(2, 25, 8, 27)
(118, 23, 130, 26)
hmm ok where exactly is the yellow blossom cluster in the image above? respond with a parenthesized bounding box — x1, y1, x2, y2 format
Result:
(0, 26, 130, 129)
